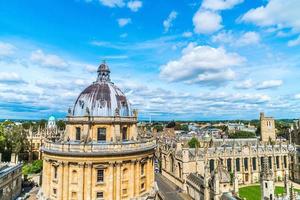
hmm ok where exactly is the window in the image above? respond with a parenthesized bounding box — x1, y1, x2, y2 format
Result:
(141, 183, 145, 190)
(122, 188, 127, 195)
(53, 166, 58, 179)
(268, 157, 272, 169)
(141, 163, 145, 176)
(265, 183, 268, 188)
(209, 159, 215, 172)
(244, 158, 249, 171)
(76, 127, 81, 140)
(97, 128, 106, 141)
(72, 170, 78, 183)
(227, 158, 232, 172)
(71, 192, 77, 199)
(123, 168, 128, 180)
(53, 188, 57, 195)
(236, 158, 240, 172)
(96, 192, 104, 199)
(276, 156, 280, 169)
(122, 127, 127, 141)
(252, 157, 257, 171)
(284, 156, 287, 168)
(97, 169, 104, 182)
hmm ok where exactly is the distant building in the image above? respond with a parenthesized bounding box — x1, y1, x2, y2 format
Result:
(0, 153, 22, 200)
(227, 122, 257, 134)
(260, 112, 276, 142)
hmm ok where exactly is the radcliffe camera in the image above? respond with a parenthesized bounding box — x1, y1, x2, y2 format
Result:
(0, 1, 300, 200)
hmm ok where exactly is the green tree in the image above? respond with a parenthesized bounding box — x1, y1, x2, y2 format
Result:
(188, 137, 199, 148)
(229, 130, 256, 139)
(56, 120, 66, 130)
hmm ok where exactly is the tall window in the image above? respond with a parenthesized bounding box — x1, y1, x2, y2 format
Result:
(53, 166, 58, 179)
(252, 157, 257, 171)
(209, 159, 215, 172)
(227, 158, 232, 172)
(244, 158, 249, 171)
(268, 157, 272, 169)
(141, 163, 145, 175)
(284, 156, 287, 168)
(122, 127, 127, 141)
(97, 169, 104, 182)
(236, 158, 240, 172)
(97, 128, 106, 142)
(276, 156, 280, 169)
(76, 127, 81, 141)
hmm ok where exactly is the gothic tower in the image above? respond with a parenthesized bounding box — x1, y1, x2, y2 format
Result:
(260, 112, 276, 142)
(260, 156, 274, 200)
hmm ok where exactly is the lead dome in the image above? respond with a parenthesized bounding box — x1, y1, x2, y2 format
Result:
(73, 62, 132, 117)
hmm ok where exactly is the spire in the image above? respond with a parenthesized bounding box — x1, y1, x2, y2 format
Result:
(97, 60, 111, 82)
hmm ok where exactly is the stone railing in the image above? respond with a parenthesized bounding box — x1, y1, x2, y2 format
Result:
(66, 116, 137, 124)
(42, 139, 156, 156)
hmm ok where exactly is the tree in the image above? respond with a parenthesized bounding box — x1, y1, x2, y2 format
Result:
(229, 130, 256, 139)
(188, 137, 199, 148)
(56, 120, 66, 130)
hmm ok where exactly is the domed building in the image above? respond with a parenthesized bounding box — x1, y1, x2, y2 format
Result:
(39, 62, 156, 200)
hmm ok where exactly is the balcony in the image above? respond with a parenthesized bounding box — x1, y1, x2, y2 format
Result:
(41, 139, 156, 156)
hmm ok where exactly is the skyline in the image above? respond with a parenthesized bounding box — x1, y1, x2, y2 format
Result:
(1, 0, 300, 120)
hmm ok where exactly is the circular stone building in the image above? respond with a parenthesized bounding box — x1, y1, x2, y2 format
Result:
(39, 62, 156, 200)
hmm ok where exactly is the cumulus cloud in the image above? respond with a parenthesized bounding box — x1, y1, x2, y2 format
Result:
(288, 35, 300, 47)
(256, 80, 283, 90)
(0, 72, 26, 84)
(117, 18, 131, 27)
(241, 0, 300, 33)
(127, 0, 142, 12)
(99, 0, 125, 7)
(235, 79, 255, 89)
(30, 50, 68, 70)
(212, 31, 260, 46)
(202, 0, 244, 11)
(193, 10, 222, 34)
(160, 43, 245, 85)
(163, 11, 178, 33)
(295, 94, 300, 99)
(0, 42, 16, 56)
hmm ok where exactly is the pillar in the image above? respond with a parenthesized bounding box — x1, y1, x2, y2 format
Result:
(85, 162, 92, 200)
(62, 161, 69, 200)
(130, 161, 135, 197)
(115, 162, 121, 200)
(78, 163, 85, 200)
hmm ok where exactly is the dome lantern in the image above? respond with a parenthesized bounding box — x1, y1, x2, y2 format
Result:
(97, 61, 111, 82)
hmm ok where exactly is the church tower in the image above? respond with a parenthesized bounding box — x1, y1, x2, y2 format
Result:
(260, 112, 276, 142)
(260, 156, 274, 200)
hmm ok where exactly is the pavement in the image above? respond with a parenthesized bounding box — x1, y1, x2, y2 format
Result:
(155, 173, 191, 200)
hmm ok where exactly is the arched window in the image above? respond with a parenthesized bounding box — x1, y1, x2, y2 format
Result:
(209, 159, 215, 172)
(122, 127, 127, 141)
(236, 158, 240, 172)
(244, 158, 249, 171)
(227, 158, 232, 172)
(170, 156, 174, 173)
(252, 157, 257, 171)
(123, 168, 128, 180)
(72, 170, 78, 183)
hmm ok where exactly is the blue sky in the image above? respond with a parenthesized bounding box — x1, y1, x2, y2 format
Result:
(1, 0, 300, 120)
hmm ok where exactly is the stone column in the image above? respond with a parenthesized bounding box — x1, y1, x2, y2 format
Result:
(78, 163, 85, 200)
(135, 160, 140, 196)
(63, 161, 69, 200)
(115, 162, 122, 200)
(130, 160, 135, 197)
(85, 162, 92, 200)
(59, 162, 64, 200)
(108, 162, 115, 200)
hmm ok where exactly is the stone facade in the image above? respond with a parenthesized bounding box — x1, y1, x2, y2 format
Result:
(39, 62, 156, 200)
(260, 112, 276, 142)
(0, 160, 22, 200)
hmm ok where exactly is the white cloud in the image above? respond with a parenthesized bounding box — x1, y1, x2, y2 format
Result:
(241, 0, 300, 33)
(99, 0, 125, 7)
(295, 94, 300, 99)
(117, 18, 131, 27)
(163, 11, 178, 33)
(256, 80, 283, 90)
(236, 31, 260, 46)
(288, 35, 300, 47)
(202, 0, 244, 11)
(182, 31, 193, 38)
(235, 79, 255, 89)
(160, 43, 245, 85)
(186, 69, 236, 85)
(30, 50, 68, 70)
(0, 42, 16, 56)
(127, 0, 142, 12)
(212, 31, 260, 46)
(193, 10, 222, 34)
(0, 72, 25, 84)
